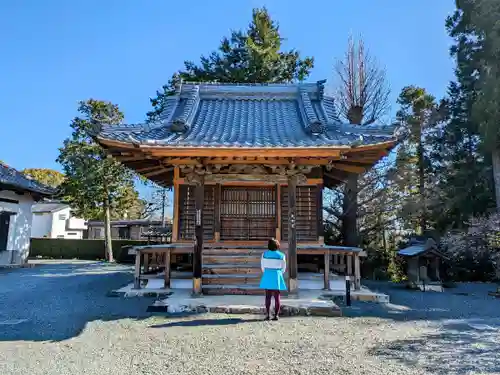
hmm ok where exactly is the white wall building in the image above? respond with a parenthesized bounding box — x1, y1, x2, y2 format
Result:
(31, 202, 87, 239)
(0, 164, 54, 266)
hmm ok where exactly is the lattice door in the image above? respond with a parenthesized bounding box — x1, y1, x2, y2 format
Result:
(281, 186, 319, 241)
(178, 185, 215, 240)
(220, 186, 276, 241)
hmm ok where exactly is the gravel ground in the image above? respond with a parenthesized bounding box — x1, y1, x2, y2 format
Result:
(0, 261, 499, 375)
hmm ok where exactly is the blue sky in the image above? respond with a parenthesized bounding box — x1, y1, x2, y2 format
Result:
(0, 0, 455, 208)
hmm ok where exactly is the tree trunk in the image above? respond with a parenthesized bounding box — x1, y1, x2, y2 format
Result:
(417, 136, 426, 234)
(492, 149, 500, 212)
(104, 196, 114, 262)
(342, 174, 359, 247)
(492, 149, 500, 288)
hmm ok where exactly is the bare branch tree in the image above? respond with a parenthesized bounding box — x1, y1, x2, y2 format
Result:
(327, 36, 391, 248)
(333, 36, 390, 125)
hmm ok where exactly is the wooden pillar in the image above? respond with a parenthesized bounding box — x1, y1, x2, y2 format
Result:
(143, 253, 149, 274)
(172, 167, 180, 242)
(317, 184, 324, 243)
(354, 254, 361, 290)
(164, 250, 171, 289)
(275, 184, 281, 241)
(408, 257, 419, 282)
(432, 257, 440, 281)
(214, 183, 221, 242)
(193, 177, 204, 296)
(133, 250, 141, 289)
(347, 254, 352, 277)
(323, 251, 330, 290)
(288, 175, 298, 293)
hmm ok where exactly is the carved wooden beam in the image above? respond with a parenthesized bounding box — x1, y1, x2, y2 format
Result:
(205, 173, 308, 184)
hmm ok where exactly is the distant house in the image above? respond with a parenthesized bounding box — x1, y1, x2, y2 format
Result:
(0, 164, 54, 266)
(86, 219, 172, 240)
(31, 202, 87, 239)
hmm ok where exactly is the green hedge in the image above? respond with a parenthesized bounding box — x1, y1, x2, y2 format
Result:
(29, 238, 159, 263)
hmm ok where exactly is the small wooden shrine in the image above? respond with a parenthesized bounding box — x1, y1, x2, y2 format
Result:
(398, 238, 448, 286)
(92, 81, 396, 295)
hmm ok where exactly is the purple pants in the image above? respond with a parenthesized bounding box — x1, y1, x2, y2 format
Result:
(265, 289, 281, 316)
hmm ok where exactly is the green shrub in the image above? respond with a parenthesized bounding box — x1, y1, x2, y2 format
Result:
(29, 238, 159, 263)
(388, 256, 407, 283)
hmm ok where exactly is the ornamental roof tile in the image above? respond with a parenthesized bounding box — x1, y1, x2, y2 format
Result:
(95, 81, 396, 148)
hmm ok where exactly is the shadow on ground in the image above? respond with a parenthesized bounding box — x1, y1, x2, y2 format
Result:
(1, 263, 499, 344)
(151, 317, 263, 328)
(339, 280, 500, 322)
(0, 261, 153, 342)
(370, 319, 500, 374)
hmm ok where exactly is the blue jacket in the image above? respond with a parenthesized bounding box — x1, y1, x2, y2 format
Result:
(259, 250, 287, 291)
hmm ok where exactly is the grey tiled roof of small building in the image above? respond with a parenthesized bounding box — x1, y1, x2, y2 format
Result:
(398, 244, 427, 257)
(0, 164, 55, 196)
(32, 202, 69, 213)
(96, 81, 396, 148)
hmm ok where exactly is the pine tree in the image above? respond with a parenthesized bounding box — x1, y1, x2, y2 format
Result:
(147, 7, 314, 121)
(392, 86, 444, 234)
(57, 100, 138, 261)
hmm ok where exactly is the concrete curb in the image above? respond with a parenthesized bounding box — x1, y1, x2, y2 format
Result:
(0, 263, 37, 270)
(147, 303, 342, 317)
(107, 290, 173, 298)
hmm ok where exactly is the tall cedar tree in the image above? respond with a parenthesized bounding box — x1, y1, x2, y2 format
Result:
(467, 1, 500, 210)
(147, 7, 314, 122)
(57, 100, 137, 261)
(332, 37, 390, 247)
(434, 0, 496, 229)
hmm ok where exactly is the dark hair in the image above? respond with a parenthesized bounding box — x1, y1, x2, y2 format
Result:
(268, 238, 280, 251)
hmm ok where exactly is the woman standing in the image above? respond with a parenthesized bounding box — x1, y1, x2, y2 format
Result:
(259, 238, 287, 320)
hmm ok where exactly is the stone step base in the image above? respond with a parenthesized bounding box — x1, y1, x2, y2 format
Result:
(488, 291, 500, 298)
(148, 303, 341, 317)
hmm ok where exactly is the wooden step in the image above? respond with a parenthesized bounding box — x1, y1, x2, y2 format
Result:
(202, 266, 260, 275)
(203, 284, 289, 296)
(202, 284, 264, 295)
(203, 255, 261, 264)
(203, 248, 266, 256)
(202, 274, 261, 285)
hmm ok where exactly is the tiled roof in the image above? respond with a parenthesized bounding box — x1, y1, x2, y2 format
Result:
(0, 164, 55, 196)
(95, 81, 396, 148)
(398, 244, 427, 257)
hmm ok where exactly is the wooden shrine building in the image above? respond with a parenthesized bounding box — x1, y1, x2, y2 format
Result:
(91, 81, 396, 295)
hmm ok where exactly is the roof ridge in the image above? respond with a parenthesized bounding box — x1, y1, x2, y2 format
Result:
(179, 80, 324, 87)
(298, 87, 325, 135)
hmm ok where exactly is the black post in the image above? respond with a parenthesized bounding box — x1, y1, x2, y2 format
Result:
(345, 276, 351, 306)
